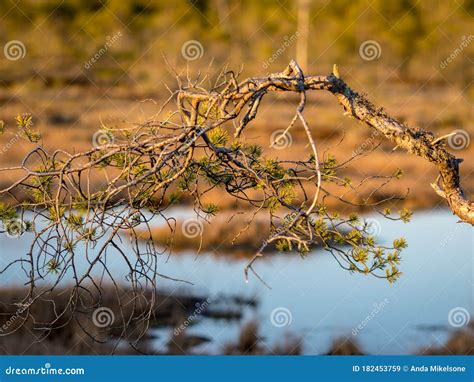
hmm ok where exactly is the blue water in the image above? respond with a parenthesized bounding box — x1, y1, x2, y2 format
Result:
(0, 209, 472, 354)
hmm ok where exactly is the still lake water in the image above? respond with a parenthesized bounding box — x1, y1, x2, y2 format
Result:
(0, 209, 472, 354)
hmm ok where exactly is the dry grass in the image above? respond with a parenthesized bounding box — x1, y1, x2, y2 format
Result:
(418, 323, 474, 355)
(223, 320, 303, 355)
(0, 286, 206, 355)
(136, 209, 351, 254)
(325, 337, 364, 355)
(138, 212, 272, 255)
(0, 72, 472, 214)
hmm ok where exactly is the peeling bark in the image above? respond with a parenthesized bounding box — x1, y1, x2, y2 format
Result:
(193, 61, 473, 224)
(325, 73, 473, 225)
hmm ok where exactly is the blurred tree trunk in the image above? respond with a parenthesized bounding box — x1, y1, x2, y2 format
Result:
(214, 0, 242, 63)
(215, 0, 231, 35)
(296, 0, 310, 71)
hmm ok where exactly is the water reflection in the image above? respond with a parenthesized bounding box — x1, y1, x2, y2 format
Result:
(0, 209, 472, 354)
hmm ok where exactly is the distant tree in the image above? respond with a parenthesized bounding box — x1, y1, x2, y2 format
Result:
(296, 0, 310, 71)
(372, 0, 425, 79)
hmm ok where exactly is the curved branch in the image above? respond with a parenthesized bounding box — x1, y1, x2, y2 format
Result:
(322, 69, 473, 225)
(188, 61, 472, 225)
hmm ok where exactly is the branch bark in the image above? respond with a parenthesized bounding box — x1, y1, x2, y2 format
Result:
(191, 61, 473, 225)
(323, 68, 473, 225)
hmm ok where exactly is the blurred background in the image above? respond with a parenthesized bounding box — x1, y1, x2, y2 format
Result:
(0, 0, 472, 84)
(0, 0, 473, 209)
(0, 0, 472, 356)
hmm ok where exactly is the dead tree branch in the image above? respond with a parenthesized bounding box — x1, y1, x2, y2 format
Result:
(0, 60, 470, 345)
